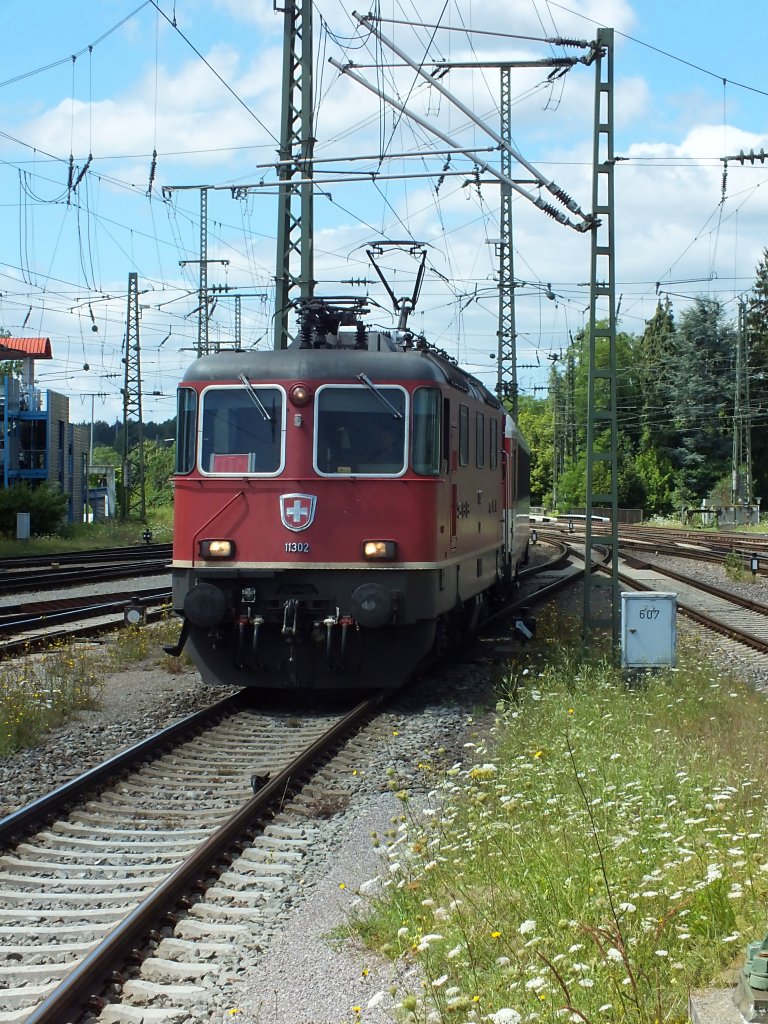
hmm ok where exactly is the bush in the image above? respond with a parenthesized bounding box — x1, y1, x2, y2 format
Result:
(0, 483, 68, 536)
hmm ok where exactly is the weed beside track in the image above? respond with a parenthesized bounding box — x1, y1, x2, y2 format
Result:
(352, 609, 768, 1024)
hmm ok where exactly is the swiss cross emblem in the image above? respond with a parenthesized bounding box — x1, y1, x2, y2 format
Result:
(279, 493, 317, 532)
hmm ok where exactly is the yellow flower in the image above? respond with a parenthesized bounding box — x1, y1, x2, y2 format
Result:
(491, 931, 502, 938)
(533, 750, 543, 758)
(353, 1006, 362, 1014)
(361, 967, 369, 977)
(339, 882, 346, 889)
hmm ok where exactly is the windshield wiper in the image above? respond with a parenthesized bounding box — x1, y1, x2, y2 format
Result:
(238, 373, 272, 421)
(357, 373, 403, 419)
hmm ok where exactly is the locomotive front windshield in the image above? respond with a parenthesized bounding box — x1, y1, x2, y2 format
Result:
(315, 385, 407, 475)
(200, 385, 284, 474)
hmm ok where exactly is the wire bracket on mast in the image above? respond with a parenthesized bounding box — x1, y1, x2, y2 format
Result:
(351, 11, 594, 227)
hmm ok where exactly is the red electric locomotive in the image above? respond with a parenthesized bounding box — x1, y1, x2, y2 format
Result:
(169, 299, 530, 689)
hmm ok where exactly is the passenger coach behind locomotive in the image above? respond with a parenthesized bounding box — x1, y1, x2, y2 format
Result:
(169, 302, 530, 689)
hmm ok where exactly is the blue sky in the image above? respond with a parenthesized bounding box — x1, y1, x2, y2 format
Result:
(0, 0, 766, 424)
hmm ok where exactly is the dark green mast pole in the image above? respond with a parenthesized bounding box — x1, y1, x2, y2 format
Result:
(274, 0, 315, 350)
(583, 28, 619, 647)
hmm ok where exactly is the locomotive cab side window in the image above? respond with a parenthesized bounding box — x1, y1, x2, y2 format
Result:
(459, 404, 469, 467)
(412, 387, 441, 476)
(175, 387, 197, 475)
(315, 384, 407, 475)
(476, 411, 485, 468)
(200, 385, 284, 475)
(490, 416, 499, 469)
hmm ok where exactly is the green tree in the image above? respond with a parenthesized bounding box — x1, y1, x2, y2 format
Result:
(143, 441, 175, 509)
(91, 445, 120, 467)
(516, 395, 552, 508)
(632, 446, 676, 515)
(0, 484, 67, 536)
(636, 298, 677, 454)
(745, 250, 768, 501)
(665, 298, 735, 498)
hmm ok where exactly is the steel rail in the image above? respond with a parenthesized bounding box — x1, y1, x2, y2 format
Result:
(0, 587, 172, 632)
(0, 603, 169, 659)
(0, 691, 247, 847)
(611, 569, 768, 655)
(24, 691, 384, 1024)
(621, 558, 768, 616)
(0, 544, 172, 570)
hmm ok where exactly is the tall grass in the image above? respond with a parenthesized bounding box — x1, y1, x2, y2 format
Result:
(0, 614, 186, 756)
(0, 645, 104, 756)
(0, 512, 174, 558)
(353, 610, 768, 1024)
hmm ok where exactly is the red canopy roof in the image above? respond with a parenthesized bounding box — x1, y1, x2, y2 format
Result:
(0, 337, 52, 359)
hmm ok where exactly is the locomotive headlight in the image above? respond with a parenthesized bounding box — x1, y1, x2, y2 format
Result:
(199, 539, 235, 559)
(362, 540, 397, 560)
(289, 382, 312, 406)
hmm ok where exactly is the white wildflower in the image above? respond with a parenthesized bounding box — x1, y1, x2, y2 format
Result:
(519, 919, 537, 935)
(525, 977, 547, 992)
(488, 1010, 522, 1024)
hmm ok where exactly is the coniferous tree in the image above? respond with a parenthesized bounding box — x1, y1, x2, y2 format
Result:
(637, 298, 677, 455)
(745, 250, 768, 502)
(665, 297, 735, 499)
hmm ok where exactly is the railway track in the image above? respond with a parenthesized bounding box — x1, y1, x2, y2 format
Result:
(0, 690, 383, 1024)
(615, 555, 768, 655)
(0, 546, 171, 598)
(536, 528, 768, 656)
(0, 544, 172, 572)
(0, 586, 173, 659)
(547, 521, 768, 574)
(0, 542, 583, 1024)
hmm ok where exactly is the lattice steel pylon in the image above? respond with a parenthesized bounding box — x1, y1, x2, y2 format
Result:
(495, 66, 518, 419)
(274, 0, 315, 350)
(583, 28, 619, 646)
(198, 187, 209, 356)
(732, 300, 753, 504)
(121, 271, 146, 522)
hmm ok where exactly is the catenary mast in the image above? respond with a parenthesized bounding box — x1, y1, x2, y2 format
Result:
(274, 0, 315, 350)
